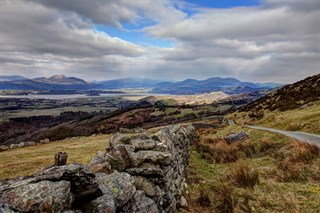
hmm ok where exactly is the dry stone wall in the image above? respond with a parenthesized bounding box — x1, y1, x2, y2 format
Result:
(0, 124, 196, 213)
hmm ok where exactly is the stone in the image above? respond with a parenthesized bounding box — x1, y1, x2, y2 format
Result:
(2, 180, 73, 213)
(106, 146, 131, 171)
(224, 132, 248, 143)
(95, 172, 136, 207)
(89, 162, 112, 174)
(0, 206, 18, 213)
(109, 133, 131, 148)
(0, 124, 197, 213)
(120, 190, 159, 213)
(133, 176, 157, 197)
(88, 151, 107, 167)
(126, 163, 163, 176)
(130, 139, 157, 151)
(128, 150, 172, 167)
(81, 185, 115, 213)
(35, 164, 101, 201)
(26, 141, 36, 146)
(17, 142, 26, 148)
(0, 145, 9, 151)
(40, 138, 50, 144)
(180, 196, 188, 208)
(9, 144, 18, 149)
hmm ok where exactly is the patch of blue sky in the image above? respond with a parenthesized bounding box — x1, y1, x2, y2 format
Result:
(95, 24, 174, 48)
(185, 0, 261, 8)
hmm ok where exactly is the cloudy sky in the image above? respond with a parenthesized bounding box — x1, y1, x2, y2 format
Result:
(0, 0, 319, 83)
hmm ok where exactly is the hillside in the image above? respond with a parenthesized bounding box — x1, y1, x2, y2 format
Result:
(0, 75, 281, 95)
(240, 73, 320, 112)
(97, 78, 162, 89)
(1, 102, 319, 212)
(0, 103, 229, 145)
(0, 75, 27, 81)
(0, 75, 97, 90)
(152, 77, 281, 95)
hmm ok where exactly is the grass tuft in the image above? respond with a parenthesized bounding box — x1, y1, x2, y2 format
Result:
(197, 137, 239, 163)
(196, 189, 211, 207)
(228, 160, 259, 189)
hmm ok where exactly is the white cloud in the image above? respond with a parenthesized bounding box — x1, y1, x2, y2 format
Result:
(0, 0, 319, 83)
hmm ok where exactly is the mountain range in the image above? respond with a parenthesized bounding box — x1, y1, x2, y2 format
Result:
(0, 74, 282, 94)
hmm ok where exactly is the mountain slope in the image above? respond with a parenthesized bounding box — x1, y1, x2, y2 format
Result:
(240, 74, 320, 112)
(152, 77, 280, 95)
(0, 75, 28, 81)
(97, 78, 163, 89)
(0, 75, 97, 90)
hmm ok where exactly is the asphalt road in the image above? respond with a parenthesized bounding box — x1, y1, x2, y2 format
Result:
(245, 125, 320, 147)
(227, 119, 320, 147)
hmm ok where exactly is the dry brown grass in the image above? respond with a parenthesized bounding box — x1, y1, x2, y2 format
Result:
(290, 142, 319, 163)
(197, 137, 239, 163)
(259, 138, 277, 153)
(196, 189, 212, 207)
(285, 123, 304, 131)
(226, 160, 260, 189)
(236, 140, 256, 157)
(276, 160, 304, 182)
(0, 134, 110, 179)
(214, 183, 235, 213)
(274, 141, 319, 182)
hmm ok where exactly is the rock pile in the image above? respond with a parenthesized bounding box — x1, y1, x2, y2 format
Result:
(0, 124, 196, 213)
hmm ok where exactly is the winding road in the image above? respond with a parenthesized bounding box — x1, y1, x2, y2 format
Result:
(227, 119, 320, 147)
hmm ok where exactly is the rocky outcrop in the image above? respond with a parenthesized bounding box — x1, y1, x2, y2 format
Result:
(0, 124, 196, 213)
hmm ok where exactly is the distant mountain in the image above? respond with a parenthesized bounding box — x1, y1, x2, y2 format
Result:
(32, 74, 88, 85)
(152, 77, 280, 95)
(0, 74, 97, 90)
(97, 78, 163, 89)
(0, 75, 28, 81)
(240, 74, 320, 112)
(0, 75, 281, 94)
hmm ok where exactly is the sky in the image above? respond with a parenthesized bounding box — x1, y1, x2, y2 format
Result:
(0, 0, 319, 83)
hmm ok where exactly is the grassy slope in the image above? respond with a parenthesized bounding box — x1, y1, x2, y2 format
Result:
(186, 103, 320, 212)
(230, 100, 320, 134)
(0, 102, 319, 212)
(0, 134, 110, 179)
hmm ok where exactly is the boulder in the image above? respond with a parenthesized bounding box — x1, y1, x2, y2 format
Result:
(2, 180, 73, 213)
